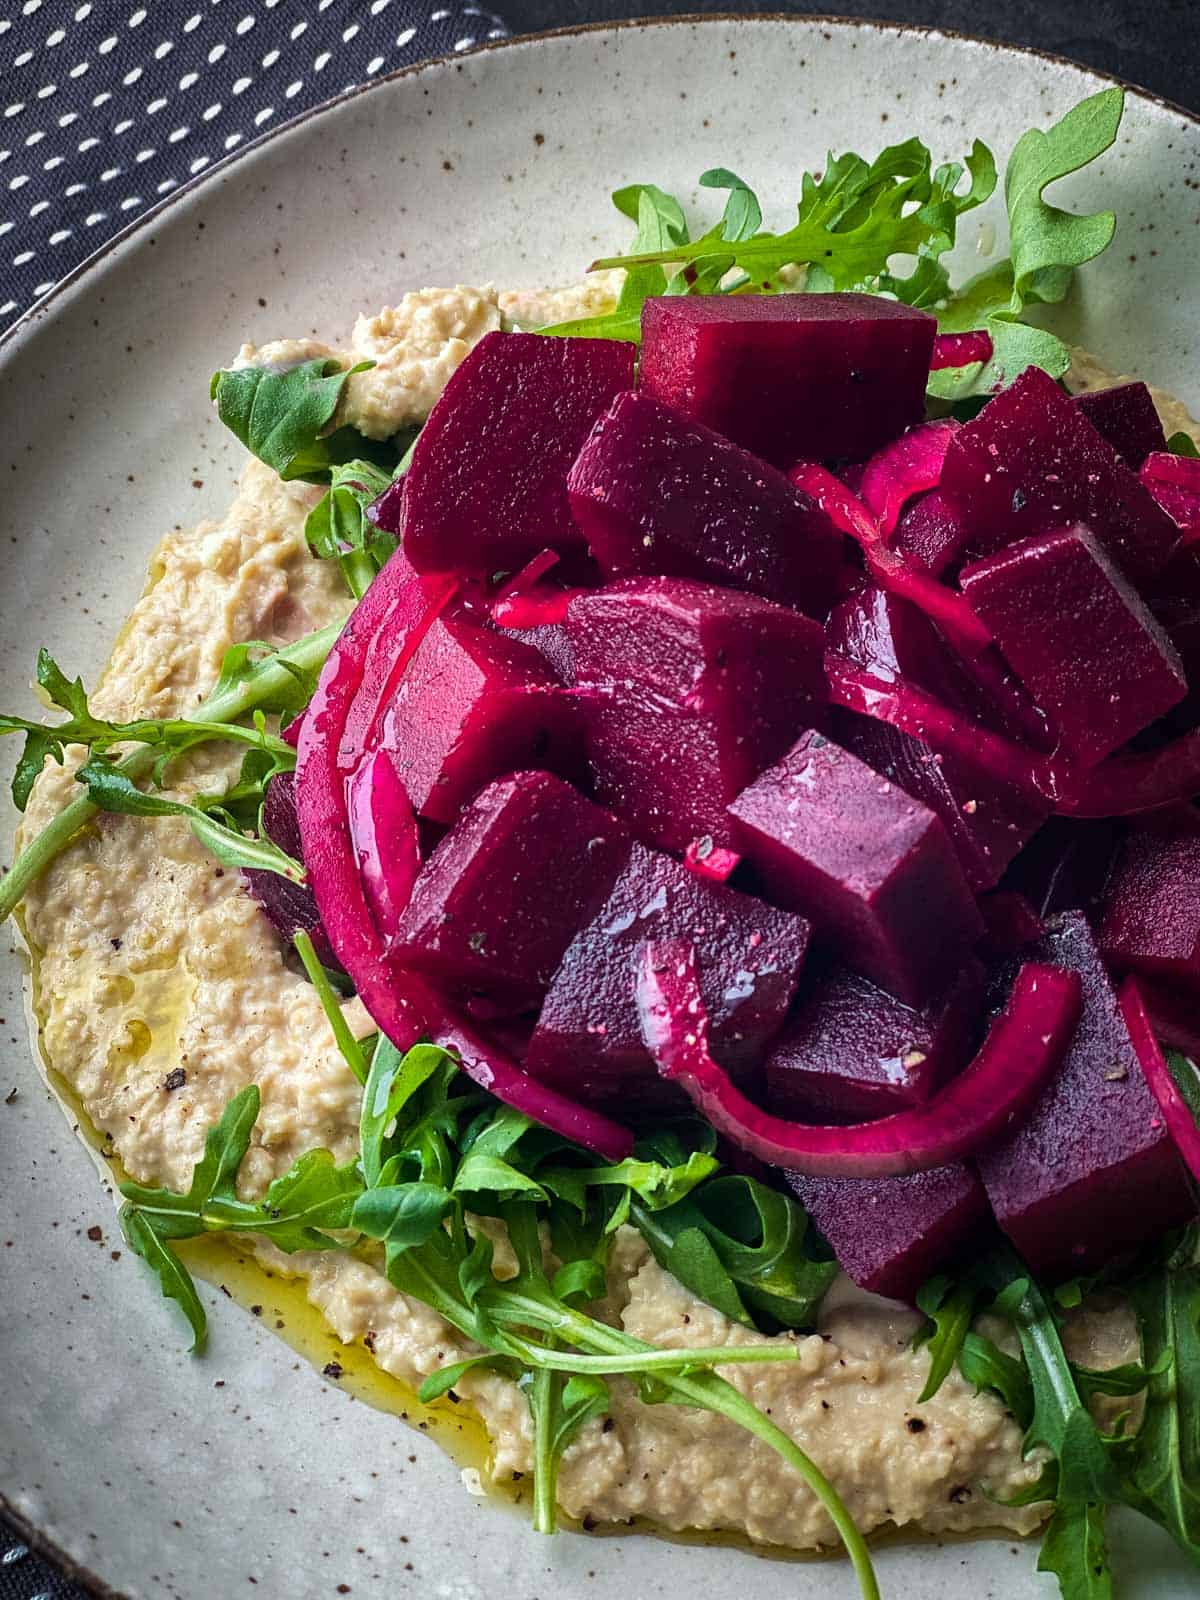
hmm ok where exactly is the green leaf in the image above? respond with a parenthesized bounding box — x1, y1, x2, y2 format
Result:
(1167, 431, 1199, 459)
(120, 1204, 208, 1351)
(699, 167, 762, 242)
(958, 1331, 1034, 1428)
(250, 1150, 364, 1250)
(360, 1039, 447, 1187)
(292, 929, 366, 1085)
(351, 1182, 454, 1255)
(1037, 1500, 1114, 1600)
(210, 357, 375, 482)
(914, 1276, 976, 1403)
(304, 458, 396, 599)
(418, 1352, 523, 1402)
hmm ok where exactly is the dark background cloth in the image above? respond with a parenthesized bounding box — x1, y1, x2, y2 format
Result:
(0, 1, 1195, 1597)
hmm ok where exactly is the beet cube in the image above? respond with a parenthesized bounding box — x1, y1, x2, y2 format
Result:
(765, 958, 984, 1123)
(390, 771, 631, 1007)
(639, 292, 936, 467)
(786, 1165, 990, 1303)
(975, 912, 1195, 1277)
(959, 526, 1186, 766)
(940, 365, 1180, 585)
(568, 578, 828, 854)
(729, 730, 983, 1005)
(891, 489, 969, 576)
(566, 390, 843, 618)
(526, 843, 810, 1105)
(1075, 381, 1166, 469)
(835, 709, 1045, 891)
(1100, 829, 1200, 988)
(380, 614, 583, 823)
(402, 331, 635, 575)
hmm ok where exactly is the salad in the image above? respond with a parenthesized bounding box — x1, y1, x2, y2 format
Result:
(3, 82, 1199, 1600)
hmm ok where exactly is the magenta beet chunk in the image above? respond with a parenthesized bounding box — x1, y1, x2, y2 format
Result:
(960, 526, 1186, 766)
(1075, 382, 1167, 470)
(975, 912, 1195, 1277)
(940, 365, 1180, 585)
(765, 958, 984, 1123)
(834, 709, 1045, 891)
(402, 331, 635, 575)
(390, 771, 631, 1007)
(526, 843, 810, 1105)
(244, 771, 337, 966)
(977, 890, 1045, 957)
(505, 623, 574, 683)
(377, 613, 583, 824)
(566, 390, 843, 618)
(1100, 829, 1200, 988)
(729, 730, 983, 1005)
(786, 1165, 989, 1303)
(639, 293, 936, 467)
(891, 489, 969, 576)
(568, 578, 828, 853)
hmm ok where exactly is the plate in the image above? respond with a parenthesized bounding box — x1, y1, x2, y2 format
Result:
(0, 17, 1196, 1600)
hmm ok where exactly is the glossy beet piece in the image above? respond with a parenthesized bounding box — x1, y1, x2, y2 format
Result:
(1120, 978, 1200, 1186)
(975, 912, 1195, 1277)
(1075, 382, 1166, 469)
(1142, 450, 1200, 537)
(638, 941, 1081, 1175)
(786, 1165, 989, 1303)
(402, 331, 635, 575)
(684, 838, 742, 884)
(1099, 829, 1200, 988)
(891, 489, 969, 577)
(857, 420, 959, 537)
(960, 526, 1186, 766)
(390, 771, 631, 1008)
(526, 843, 810, 1105)
(244, 771, 337, 966)
(568, 578, 828, 854)
(639, 292, 936, 467)
(765, 959, 984, 1123)
(834, 710, 1045, 892)
(377, 614, 583, 824)
(729, 730, 983, 1005)
(567, 390, 843, 619)
(345, 748, 421, 939)
(940, 365, 1180, 585)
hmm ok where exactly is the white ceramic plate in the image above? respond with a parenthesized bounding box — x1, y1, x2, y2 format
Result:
(1, 18, 1196, 1600)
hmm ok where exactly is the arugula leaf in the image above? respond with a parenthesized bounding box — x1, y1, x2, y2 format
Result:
(537, 182, 686, 340)
(360, 1037, 444, 1186)
(211, 357, 380, 482)
(351, 1181, 454, 1257)
(524, 1368, 610, 1533)
(304, 458, 396, 599)
(698, 167, 762, 242)
(75, 756, 305, 884)
(958, 1330, 1035, 1428)
(292, 928, 367, 1084)
(120, 1207, 209, 1352)
(1167, 431, 1199, 458)
(1038, 1500, 1114, 1600)
(913, 1275, 977, 1403)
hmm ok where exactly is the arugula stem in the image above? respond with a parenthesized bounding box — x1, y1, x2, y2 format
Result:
(0, 620, 342, 923)
(530, 1365, 560, 1535)
(293, 929, 368, 1085)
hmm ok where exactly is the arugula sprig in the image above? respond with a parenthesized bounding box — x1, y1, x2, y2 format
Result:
(303, 458, 398, 600)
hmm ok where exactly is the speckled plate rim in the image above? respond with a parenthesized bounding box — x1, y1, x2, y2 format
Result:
(0, 16, 1195, 1600)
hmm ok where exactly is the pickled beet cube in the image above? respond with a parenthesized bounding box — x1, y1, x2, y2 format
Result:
(786, 1165, 990, 1303)
(729, 730, 983, 1005)
(1075, 381, 1166, 469)
(526, 843, 810, 1105)
(975, 912, 1195, 1277)
(940, 365, 1179, 585)
(378, 614, 584, 824)
(566, 390, 843, 618)
(402, 331, 635, 575)
(1100, 829, 1200, 988)
(568, 578, 828, 854)
(891, 489, 969, 576)
(834, 709, 1045, 891)
(639, 292, 936, 467)
(960, 526, 1186, 766)
(390, 771, 631, 1007)
(765, 958, 984, 1123)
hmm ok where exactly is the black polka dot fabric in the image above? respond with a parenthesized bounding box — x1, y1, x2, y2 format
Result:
(0, 0, 510, 334)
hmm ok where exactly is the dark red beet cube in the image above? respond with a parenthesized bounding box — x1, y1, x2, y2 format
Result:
(1100, 829, 1200, 989)
(1074, 382, 1166, 470)
(568, 578, 828, 854)
(639, 292, 936, 467)
(960, 526, 1186, 766)
(891, 489, 970, 576)
(402, 331, 635, 575)
(977, 890, 1045, 957)
(526, 843, 810, 1105)
(729, 730, 983, 1005)
(786, 1165, 990, 1303)
(390, 771, 631, 1008)
(379, 614, 583, 824)
(244, 772, 336, 967)
(834, 709, 1045, 892)
(975, 912, 1195, 1277)
(765, 958, 984, 1123)
(940, 365, 1180, 585)
(566, 390, 843, 619)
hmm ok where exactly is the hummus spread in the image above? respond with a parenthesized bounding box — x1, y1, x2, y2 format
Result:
(19, 282, 1189, 1553)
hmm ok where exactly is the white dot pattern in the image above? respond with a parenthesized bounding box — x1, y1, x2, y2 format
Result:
(0, 0, 508, 330)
